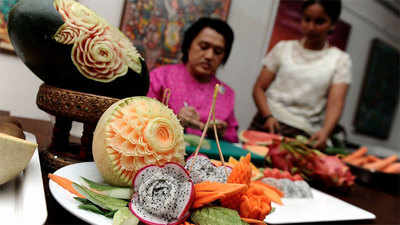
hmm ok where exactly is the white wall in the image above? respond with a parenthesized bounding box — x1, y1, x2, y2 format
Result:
(0, 53, 45, 119)
(0, 0, 399, 154)
(340, 1, 400, 155)
(218, 0, 279, 133)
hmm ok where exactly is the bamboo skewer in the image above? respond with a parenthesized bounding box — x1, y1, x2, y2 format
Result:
(162, 88, 171, 106)
(212, 102, 228, 176)
(189, 84, 226, 174)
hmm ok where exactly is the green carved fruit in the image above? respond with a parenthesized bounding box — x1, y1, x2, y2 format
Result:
(8, 0, 149, 98)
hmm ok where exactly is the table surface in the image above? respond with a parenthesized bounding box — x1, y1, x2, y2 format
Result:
(15, 116, 400, 225)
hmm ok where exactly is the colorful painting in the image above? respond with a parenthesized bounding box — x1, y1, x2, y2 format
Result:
(267, 0, 351, 52)
(120, 0, 231, 70)
(0, 0, 17, 51)
(353, 39, 400, 139)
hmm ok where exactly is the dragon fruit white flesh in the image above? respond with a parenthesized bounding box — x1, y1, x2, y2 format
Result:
(184, 154, 232, 184)
(129, 163, 194, 225)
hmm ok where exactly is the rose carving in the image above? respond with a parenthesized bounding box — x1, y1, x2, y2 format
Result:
(72, 29, 128, 82)
(54, 23, 80, 44)
(53, 0, 142, 82)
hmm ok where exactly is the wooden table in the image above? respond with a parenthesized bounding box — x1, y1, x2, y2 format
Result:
(15, 116, 400, 225)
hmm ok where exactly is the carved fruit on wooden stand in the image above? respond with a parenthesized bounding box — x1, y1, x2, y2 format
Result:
(7, 0, 150, 167)
(8, 0, 149, 98)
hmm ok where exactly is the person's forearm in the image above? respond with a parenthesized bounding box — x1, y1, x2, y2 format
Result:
(322, 102, 343, 136)
(252, 67, 276, 117)
(252, 67, 276, 118)
(252, 86, 272, 117)
(322, 84, 348, 136)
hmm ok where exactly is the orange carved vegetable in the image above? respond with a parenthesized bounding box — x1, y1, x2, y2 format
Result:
(48, 173, 85, 198)
(241, 217, 267, 224)
(342, 147, 367, 163)
(221, 154, 252, 210)
(363, 155, 398, 171)
(192, 182, 248, 209)
(381, 162, 400, 173)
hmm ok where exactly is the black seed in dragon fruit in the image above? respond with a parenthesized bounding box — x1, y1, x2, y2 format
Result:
(129, 163, 194, 225)
(184, 154, 232, 184)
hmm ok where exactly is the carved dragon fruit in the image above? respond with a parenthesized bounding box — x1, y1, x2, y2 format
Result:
(129, 162, 194, 225)
(306, 152, 355, 187)
(184, 154, 232, 184)
(267, 138, 355, 188)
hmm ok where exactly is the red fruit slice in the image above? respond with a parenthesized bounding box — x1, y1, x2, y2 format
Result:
(239, 130, 282, 146)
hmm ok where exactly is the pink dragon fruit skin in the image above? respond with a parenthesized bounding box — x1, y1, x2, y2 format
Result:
(267, 139, 355, 188)
(269, 141, 296, 171)
(309, 153, 355, 187)
(129, 162, 195, 225)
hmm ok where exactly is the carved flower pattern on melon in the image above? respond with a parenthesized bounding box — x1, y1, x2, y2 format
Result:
(53, 0, 142, 82)
(93, 97, 186, 186)
(71, 29, 128, 81)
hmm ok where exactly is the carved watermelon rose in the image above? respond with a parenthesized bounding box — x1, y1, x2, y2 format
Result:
(72, 29, 128, 82)
(54, 0, 104, 36)
(53, 0, 141, 82)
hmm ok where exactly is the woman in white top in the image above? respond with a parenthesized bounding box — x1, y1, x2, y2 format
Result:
(250, 0, 351, 149)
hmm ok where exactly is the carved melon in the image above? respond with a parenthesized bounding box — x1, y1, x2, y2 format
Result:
(0, 133, 37, 185)
(8, 0, 149, 98)
(92, 97, 185, 187)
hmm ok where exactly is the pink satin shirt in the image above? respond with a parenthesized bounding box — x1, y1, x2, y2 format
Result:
(147, 64, 239, 143)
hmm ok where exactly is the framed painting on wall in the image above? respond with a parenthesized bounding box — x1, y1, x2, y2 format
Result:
(267, 0, 351, 52)
(120, 0, 231, 70)
(375, 0, 400, 17)
(353, 39, 400, 139)
(0, 0, 17, 52)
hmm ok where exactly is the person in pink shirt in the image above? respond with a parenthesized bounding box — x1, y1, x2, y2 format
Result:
(147, 17, 239, 143)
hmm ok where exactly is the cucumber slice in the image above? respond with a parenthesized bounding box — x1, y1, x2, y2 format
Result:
(113, 207, 139, 225)
(72, 183, 128, 211)
(81, 176, 133, 199)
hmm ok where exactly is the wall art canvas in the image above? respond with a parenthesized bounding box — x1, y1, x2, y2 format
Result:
(267, 0, 351, 52)
(353, 39, 400, 139)
(120, 0, 231, 70)
(0, 0, 17, 52)
(375, 0, 400, 17)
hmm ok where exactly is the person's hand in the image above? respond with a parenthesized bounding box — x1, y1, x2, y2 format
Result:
(263, 117, 280, 134)
(206, 120, 227, 139)
(309, 129, 329, 150)
(178, 106, 204, 130)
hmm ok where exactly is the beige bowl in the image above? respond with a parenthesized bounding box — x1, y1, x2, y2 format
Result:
(0, 133, 37, 185)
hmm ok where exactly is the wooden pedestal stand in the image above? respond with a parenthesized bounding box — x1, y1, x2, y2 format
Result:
(36, 83, 118, 172)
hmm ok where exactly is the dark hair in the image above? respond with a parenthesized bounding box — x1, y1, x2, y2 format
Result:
(302, 0, 342, 23)
(181, 17, 234, 65)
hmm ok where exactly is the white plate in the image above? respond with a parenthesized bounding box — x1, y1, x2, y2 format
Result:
(0, 132, 48, 225)
(264, 188, 376, 224)
(49, 162, 113, 225)
(51, 162, 376, 225)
